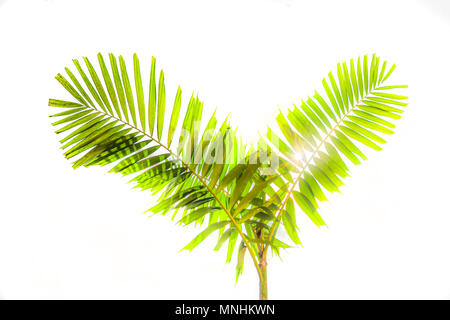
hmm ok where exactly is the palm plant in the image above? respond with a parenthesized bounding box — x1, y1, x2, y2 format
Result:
(49, 53, 407, 300)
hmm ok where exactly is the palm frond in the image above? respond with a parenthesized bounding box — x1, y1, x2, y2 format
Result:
(49, 53, 285, 280)
(264, 54, 408, 245)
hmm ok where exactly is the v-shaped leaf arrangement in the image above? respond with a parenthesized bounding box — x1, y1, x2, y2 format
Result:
(49, 53, 407, 299)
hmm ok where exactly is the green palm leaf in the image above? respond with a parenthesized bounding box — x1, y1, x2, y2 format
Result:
(264, 54, 407, 248)
(49, 53, 278, 285)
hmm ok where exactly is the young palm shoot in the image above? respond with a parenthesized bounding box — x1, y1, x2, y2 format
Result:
(49, 53, 407, 300)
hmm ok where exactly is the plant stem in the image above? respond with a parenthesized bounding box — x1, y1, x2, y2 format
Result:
(258, 253, 268, 300)
(257, 230, 268, 300)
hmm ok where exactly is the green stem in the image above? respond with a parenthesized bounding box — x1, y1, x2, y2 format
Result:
(259, 252, 268, 300)
(257, 229, 268, 300)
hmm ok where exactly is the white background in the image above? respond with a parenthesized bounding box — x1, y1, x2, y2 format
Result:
(0, 0, 449, 299)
